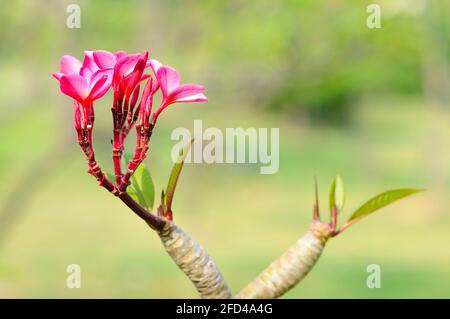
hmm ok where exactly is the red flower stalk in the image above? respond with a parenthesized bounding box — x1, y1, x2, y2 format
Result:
(53, 53, 114, 192)
(105, 51, 150, 184)
(53, 49, 207, 230)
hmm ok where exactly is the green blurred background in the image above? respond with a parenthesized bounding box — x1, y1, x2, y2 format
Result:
(0, 0, 449, 298)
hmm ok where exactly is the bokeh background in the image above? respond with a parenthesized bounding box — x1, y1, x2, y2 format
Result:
(0, 0, 449, 298)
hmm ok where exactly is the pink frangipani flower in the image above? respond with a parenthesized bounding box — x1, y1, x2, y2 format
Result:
(53, 51, 114, 106)
(59, 69, 112, 106)
(113, 51, 149, 90)
(155, 65, 208, 118)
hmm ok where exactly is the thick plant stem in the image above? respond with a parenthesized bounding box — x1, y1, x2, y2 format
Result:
(159, 222, 233, 299)
(118, 192, 166, 231)
(237, 221, 332, 299)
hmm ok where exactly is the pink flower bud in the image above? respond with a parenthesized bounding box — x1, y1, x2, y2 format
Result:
(130, 84, 140, 110)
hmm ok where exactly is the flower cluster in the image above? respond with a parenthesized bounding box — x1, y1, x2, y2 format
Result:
(53, 49, 207, 198)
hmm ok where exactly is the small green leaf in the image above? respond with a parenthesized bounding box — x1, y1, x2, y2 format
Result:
(161, 190, 166, 207)
(165, 139, 193, 210)
(140, 164, 155, 209)
(314, 177, 319, 208)
(122, 150, 155, 210)
(329, 175, 345, 213)
(347, 188, 424, 223)
(130, 163, 155, 210)
(126, 186, 141, 205)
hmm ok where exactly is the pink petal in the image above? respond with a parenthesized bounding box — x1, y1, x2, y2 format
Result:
(88, 69, 113, 100)
(140, 78, 154, 115)
(80, 66, 93, 78)
(167, 84, 208, 104)
(140, 73, 151, 82)
(81, 51, 100, 77)
(52, 72, 63, 80)
(140, 51, 149, 64)
(123, 57, 147, 93)
(151, 77, 160, 93)
(141, 78, 153, 102)
(93, 50, 117, 69)
(157, 66, 180, 98)
(173, 92, 208, 103)
(130, 84, 141, 108)
(113, 54, 141, 84)
(58, 55, 82, 76)
(148, 59, 162, 76)
(115, 50, 127, 60)
(113, 52, 148, 90)
(60, 74, 89, 103)
(88, 75, 109, 101)
(89, 69, 113, 89)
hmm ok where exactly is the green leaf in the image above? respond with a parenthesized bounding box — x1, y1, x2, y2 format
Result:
(126, 186, 141, 204)
(161, 190, 166, 207)
(347, 188, 424, 223)
(139, 163, 155, 209)
(165, 139, 193, 210)
(130, 163, 155, 210)
(329, 175, 345, 213)
(122, 150, 155, 210)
